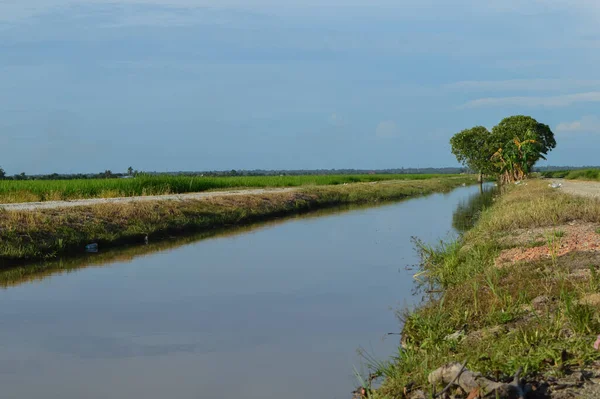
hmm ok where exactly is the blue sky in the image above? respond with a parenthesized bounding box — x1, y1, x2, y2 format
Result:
(1, 0, 599, 174)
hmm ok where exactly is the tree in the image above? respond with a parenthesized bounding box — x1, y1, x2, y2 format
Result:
(491, 129, 545, 184)
(0, 167, 5, 180)
(490, 115, 556, 170)
(14, 172, 27, 181)
(127, 166, 134, 176)
(449, 126, 494, 182)
(450, 115, 557, 185)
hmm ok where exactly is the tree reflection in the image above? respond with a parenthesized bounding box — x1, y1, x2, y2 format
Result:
(452, 184, 498, 233)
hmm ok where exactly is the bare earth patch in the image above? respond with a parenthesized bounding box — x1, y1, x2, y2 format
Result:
(496, 222, 600, 266)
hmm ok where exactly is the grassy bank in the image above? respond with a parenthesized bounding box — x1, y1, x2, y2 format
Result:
(0, 176, 475, 264)
(372, 180, 600, 398)
(0, 203, 390, 288)
(0, 174, 461, 204)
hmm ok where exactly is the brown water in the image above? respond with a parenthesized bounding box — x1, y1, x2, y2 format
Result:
(0, 184, 494, 399)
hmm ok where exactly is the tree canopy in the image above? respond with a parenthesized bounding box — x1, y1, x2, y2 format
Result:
(449, 126, 495, 177)
(450, 115, 556, 184)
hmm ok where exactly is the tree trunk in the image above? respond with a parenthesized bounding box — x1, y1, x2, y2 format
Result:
(478, 172, 483, 184)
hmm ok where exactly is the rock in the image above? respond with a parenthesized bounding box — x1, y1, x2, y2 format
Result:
(428, 362, 524, 399)
(408, 390, 426, 399)
(445, 330, 466, 342)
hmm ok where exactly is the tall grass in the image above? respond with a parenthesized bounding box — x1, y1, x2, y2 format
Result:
(0, 174, 462, 203)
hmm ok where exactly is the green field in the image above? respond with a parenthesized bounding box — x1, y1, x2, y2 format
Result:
(541, 169, 600, 180)
(0, 174, 463, 203)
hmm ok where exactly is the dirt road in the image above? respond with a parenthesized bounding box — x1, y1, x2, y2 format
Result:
(551, 179, 600, 199)
(0, 187, 297, 211)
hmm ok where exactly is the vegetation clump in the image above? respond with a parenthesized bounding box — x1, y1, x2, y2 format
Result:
(451, 115, 556, 184)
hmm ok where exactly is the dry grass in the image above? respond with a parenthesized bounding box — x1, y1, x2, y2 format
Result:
(0, 177, 475, 263)
(471, 180, 600, 235)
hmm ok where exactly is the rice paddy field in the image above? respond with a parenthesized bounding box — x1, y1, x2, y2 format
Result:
(0, 174, 463, 203)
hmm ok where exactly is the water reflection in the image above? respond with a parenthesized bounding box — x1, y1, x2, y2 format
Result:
(452, 183, 498, 233)
(0, 202, 407, 288)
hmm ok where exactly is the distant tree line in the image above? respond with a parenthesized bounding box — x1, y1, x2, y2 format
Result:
(2, 160, 597, 182)
(0, 167, 470, 180)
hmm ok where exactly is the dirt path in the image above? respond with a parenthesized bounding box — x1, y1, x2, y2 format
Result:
(551, 179, 600, 199)
(0, 187, 297, 211)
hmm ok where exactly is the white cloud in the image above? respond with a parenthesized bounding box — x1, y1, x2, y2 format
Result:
(376, 120, 399, 138)
(446, 79, 600, 92)
(556, 116, 600, 133)
(461, 91, 600, 108)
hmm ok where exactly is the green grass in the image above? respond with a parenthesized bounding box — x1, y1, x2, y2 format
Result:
(0, 176, 476, 263)
(371, 180, 600, 398)
(542, 169, 600, 181)
(0, 174, 462, 203)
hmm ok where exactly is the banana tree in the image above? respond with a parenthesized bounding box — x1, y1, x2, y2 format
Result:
(491, 129, 541, 184)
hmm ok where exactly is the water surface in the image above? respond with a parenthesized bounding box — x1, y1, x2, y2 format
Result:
(0, 184, 492, 399)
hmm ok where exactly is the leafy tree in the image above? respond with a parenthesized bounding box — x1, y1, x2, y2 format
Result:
(449, 126, 494, 182)
(13, 172, 27, 181)
(127, 166, 134, 176)
(491, 130, 542, 183)
(0, 167, 5, 179)
(103, 170, 114, 179)
(490, 115, 555, 170)
(451, 115, 556, 184)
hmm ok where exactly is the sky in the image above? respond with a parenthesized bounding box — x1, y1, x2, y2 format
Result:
(1, 0, 599, 174)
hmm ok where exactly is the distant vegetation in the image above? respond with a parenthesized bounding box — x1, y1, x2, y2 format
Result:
(542, 169, 600, 180)
(450, 115, 556, 184)
(0, 173, 464, 203)
(0, 167, 467, 181)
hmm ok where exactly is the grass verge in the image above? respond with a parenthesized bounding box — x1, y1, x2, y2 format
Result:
(372, 180, 600, 398)
(0, 176, 475, 264)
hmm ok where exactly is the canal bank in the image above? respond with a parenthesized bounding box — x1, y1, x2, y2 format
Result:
(0, 177, 475, 264)
(373, 180, 600, 399)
